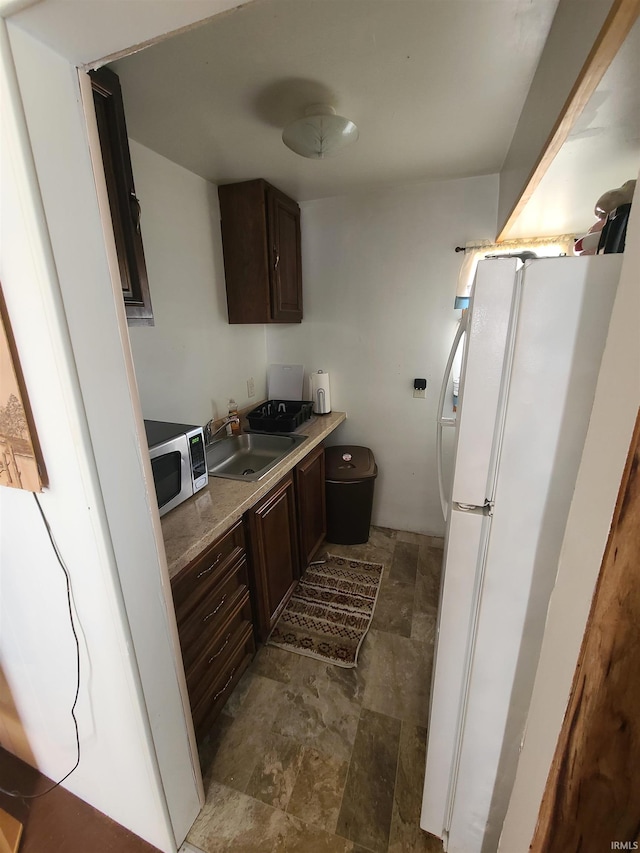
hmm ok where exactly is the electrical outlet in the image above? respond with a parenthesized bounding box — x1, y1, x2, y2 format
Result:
(413, 388, 426, 399)
(247, 377, 255, 398)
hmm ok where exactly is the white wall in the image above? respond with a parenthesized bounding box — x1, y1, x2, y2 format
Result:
(127, 140, 268, 425)
(1, 17, 212, 851)
(0, 22, 180, 852)
(499, 176, 639, 851)
(266, 174, 499, 536)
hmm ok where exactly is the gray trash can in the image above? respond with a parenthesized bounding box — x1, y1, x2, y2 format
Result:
(325, 445, 378, 545)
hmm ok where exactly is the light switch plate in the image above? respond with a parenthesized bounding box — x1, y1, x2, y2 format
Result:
(247, 377, 255, 397)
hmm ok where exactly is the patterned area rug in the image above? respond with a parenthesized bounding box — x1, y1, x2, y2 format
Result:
(267, 554, 384, 667)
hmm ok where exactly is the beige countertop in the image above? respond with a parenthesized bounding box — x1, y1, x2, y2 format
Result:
(161, 411, 347, 579)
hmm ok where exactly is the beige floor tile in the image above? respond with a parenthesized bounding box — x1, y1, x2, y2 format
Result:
(245, 731, 305, 810)
(287, 746, 350, 833)
(388, 722, 444, 853)
(189, 780, 357, 853)
(411, 607, 437, 645)
(370, 577, 414, 638)
(203, 675, 286, 792)
(335, 708, 401, 853)
(389, 542, 419, 585)
(222, 669, 274, 718)
(395, 530, 433, 547)
(250, 644, 298, 685)
(271, 667, 363, 764)
(362, 630, 431, 726)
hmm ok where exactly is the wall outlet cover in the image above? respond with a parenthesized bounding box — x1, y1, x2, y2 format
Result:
(247, 377, 255, 397)
(413, 388, 426, 399)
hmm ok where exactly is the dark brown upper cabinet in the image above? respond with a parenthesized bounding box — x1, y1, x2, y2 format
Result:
(218, 179, 302, 324)
(89, 67, 153, 326)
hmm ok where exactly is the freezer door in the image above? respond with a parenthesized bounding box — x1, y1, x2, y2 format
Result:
(421, 506, 491, 841)
(451, 259, 520, 508)
(446, 253, 623, 853)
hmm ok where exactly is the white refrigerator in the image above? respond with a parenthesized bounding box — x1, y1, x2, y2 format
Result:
(421, 254, 623, 853)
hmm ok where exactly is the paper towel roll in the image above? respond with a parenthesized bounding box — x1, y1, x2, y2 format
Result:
(310, 370, 331, 414)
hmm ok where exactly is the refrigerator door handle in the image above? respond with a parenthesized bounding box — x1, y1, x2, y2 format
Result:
(437, 313, 468, 520)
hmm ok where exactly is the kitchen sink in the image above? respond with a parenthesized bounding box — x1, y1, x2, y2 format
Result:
(206, 432, 308, 481)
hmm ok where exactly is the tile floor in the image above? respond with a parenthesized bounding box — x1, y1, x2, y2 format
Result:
(188, 527, 446, 853)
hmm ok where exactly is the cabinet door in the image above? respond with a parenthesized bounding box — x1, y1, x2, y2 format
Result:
(267, 187, 302, 323)
(295, 443, 326, 567)
(219, 180, 271, 324)
(90, 67, 153, 326)
(247, 473, 300, 642)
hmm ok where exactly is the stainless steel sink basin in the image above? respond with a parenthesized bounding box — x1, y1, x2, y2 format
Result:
(206, 433, 308, 481)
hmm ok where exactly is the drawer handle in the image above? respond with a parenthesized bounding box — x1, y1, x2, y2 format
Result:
(197, 554, 222, 578)
(209, 632, 232, 663)
(213, 667, 236, 703)
(203, 593, 228, 622)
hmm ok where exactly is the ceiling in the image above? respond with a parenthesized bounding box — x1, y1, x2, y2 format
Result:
(111, 0, 561, 203)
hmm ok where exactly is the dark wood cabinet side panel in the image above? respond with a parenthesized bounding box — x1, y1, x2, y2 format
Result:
(218, 180, 271, 324)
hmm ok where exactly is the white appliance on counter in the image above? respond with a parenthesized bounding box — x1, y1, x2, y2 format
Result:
(422, 254, 623, 852)
(310, 370, 332, 414)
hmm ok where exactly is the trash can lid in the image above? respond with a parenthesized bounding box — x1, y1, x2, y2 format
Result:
(326, 445, 377, 481)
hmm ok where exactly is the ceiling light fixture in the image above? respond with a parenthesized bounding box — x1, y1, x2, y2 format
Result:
(282, 104, 359, 159)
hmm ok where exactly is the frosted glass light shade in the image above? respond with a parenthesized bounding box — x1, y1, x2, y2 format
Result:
(282, 105, 358, 159)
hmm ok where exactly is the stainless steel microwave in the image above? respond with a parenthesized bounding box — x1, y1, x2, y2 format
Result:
(144, 420, 208, 517)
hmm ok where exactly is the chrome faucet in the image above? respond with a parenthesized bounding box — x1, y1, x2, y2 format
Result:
(204, 415, 240, 446)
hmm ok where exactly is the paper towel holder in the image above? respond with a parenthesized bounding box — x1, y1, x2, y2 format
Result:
(311, 369, 332, 415)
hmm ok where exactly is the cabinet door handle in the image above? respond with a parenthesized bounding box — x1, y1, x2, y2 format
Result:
(203, 593, 228, 622)
(273, 247, 280, 271)
(208, 632, 232, 663)
(197, 553, 222, 578)
(213, 667, 236, 703)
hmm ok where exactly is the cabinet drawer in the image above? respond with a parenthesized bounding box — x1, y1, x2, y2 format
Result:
(191, 624, 255, 739)
(178, 555, 249, 671)
(172, 520, 245, 623)
(185, 591, 253, 712)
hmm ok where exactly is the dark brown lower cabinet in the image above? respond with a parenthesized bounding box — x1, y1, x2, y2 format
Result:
(170, 444, 328, 742)
(171, 520, 255, 743)
(295, 442, 326, 566)
(246, 473, 300, 642)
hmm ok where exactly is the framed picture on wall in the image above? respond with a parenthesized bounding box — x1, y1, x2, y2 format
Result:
(0, 284, 45, 492)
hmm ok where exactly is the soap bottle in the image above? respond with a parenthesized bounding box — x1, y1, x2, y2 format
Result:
(227, 398, 240, 436)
